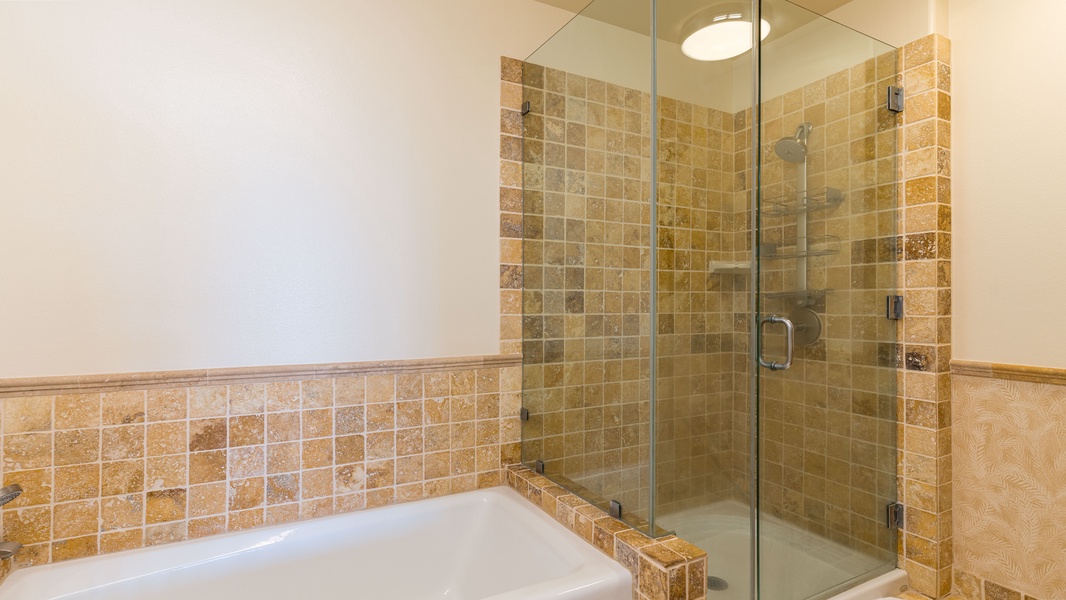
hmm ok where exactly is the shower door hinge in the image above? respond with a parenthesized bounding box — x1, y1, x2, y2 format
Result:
(887, 86, 905, 113)
(520, 407, 530, 421)
(609, 500, 623, 519)
(887, 502, 904, 529)
(534, 460, 545, 474)
(886, 295, 904, 320)
(521, 101, 531, 115)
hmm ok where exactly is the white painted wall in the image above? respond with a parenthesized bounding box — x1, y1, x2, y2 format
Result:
(731, 15, 895, 110)
(528, 15, 737, 111)
(0, 0, 571, 378)
(951, 0, 1066, 367)
(826, 0, 947, 48)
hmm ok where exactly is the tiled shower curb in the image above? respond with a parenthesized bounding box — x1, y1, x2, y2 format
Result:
(507, 464, 707, 600)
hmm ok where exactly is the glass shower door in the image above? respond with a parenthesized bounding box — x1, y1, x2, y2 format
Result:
(754, 1, 900, 597)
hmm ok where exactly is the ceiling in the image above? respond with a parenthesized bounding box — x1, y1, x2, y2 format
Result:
(532, 0, 854, 44)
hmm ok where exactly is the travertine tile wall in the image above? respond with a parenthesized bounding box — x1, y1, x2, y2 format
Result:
(896, 34, 953, 599)
(507, 55, 745, 521)
(0, 363, 521, 568)
(950, 363, 1066, 600)
(654, 97, 742, 514)
(508, 58, 655, 518)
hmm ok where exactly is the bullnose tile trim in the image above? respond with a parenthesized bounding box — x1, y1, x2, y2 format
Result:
(951, 359, 1066, 387)
(0, 354, 522, 398)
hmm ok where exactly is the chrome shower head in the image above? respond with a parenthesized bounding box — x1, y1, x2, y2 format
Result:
(774, 138, 807, 162)
(0, 484, 22, 506)
(774, 122, 813, 163)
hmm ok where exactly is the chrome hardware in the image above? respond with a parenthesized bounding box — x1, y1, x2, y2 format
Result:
(521, 101, 531, 115)
(520, 407, 530, 421)
(887, 502, 904, 529)
(609, 500, 622, 519)
(887, 86, 905, 113)
(758, 315, 795, 371)
(0, 542, 20, 560)
(788, 307, 822, 346)
(534, 460, 545, 474)
(887, 295, 904, 320)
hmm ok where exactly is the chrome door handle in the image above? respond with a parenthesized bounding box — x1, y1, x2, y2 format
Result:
(758, 315, 795, 371)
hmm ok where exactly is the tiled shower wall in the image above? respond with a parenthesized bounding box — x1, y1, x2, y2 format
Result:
(510, 57, 744, 521)
(0, 360, 520, 568)
(654, 97, 743, 514)
(511, 60, 656, 518)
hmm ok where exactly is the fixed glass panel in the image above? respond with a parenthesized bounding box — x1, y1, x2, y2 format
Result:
(649, 0, 754, 596)
(756, 1, 900, 598)
(520, 0, 656, 531)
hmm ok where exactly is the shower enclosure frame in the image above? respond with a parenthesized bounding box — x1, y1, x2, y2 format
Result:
(517, 1, 904, 597)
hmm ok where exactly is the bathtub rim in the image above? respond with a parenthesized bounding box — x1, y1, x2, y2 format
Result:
(0, 486, 632, 600)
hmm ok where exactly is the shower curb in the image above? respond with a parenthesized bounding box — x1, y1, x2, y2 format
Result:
(507, 464, 708, 600)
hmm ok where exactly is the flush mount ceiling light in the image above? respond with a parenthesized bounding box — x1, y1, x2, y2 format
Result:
(681, 4, 771, 61)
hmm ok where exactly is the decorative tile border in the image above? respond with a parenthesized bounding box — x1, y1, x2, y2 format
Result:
(951, 360, 1066, 387)
(507, 465, 707, 600)
(0, 355, 520, 399)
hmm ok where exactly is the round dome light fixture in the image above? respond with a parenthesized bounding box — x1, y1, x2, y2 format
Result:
(681, 8, 771, 61)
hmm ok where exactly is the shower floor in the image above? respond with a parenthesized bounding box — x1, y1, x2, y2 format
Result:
(656, 501, 889, 600)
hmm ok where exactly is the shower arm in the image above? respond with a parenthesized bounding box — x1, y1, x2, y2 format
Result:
(796, 148, 808, 299)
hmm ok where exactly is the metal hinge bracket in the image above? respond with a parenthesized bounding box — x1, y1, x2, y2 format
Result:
(887, 502, 904, 529)
(886, 295, 904, 320)
(521, 101, 531, 115)
(887, 86, 905, 113)
(534, 460, 545, 474)
(520, 407, 530, 421)
(609, 500, 622, 519)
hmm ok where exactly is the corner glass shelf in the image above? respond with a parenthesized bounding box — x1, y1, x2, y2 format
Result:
(762, 187, 844, 217)
(763, 235, 841, 260)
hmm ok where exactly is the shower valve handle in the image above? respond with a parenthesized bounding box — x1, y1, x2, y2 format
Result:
(758, 315, 795, 371)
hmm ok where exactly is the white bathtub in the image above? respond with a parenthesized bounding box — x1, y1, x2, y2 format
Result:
(0, 487, 631, 600)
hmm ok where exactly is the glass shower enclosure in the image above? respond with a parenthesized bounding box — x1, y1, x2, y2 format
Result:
(519, 1, 901, 598)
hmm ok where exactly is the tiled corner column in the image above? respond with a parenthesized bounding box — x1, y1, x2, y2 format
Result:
(508, 465, 707, 600)
(499, 56, 525, 357)
(897, 33, 953, 598)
